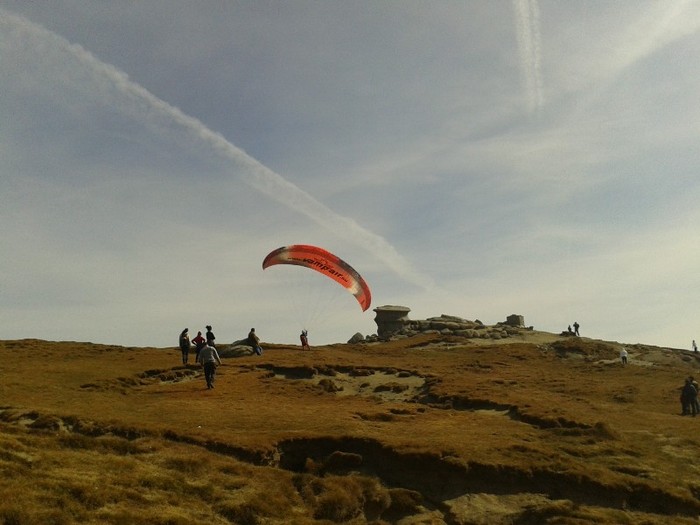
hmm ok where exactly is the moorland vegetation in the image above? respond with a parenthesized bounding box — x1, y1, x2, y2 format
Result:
(2, 331, 700, 524)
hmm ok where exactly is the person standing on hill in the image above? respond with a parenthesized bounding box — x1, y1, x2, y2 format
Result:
(300, 330, 310, 350)
(681, 378, 697, 416)
(178, 328, 191, 365)
(197, 343, 222, 389)
(248, 328, 262, 356)
(573, 321, 580, 336)
(619, 347, 628, 365)
(693, 340, 698, 353)
(690, 377, 700, 415)
(206, 325, 216, 347)
(191, 331, 206, 360)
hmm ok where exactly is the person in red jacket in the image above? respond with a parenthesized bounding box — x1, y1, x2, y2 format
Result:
(300, 330, 310, 350)
(191, 331, 206, 361)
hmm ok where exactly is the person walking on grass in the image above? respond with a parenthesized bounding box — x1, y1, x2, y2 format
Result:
(573, 321, 580, 336)
(620, 347, 628, 365)
(178, 328, 191, 365)
(197, 343, 222, 389)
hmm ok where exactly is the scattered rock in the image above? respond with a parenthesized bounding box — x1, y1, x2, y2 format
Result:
(318, 378, 342, 393)
(348, 332, 365, 344)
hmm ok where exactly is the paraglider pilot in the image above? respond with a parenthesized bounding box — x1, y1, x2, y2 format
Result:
(300, 329, 310, 350)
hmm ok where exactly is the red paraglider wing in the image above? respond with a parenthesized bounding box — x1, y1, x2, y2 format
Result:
(262, 245, 371, 311)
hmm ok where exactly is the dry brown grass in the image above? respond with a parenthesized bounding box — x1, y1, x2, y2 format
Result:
(1, 332, 700, 523)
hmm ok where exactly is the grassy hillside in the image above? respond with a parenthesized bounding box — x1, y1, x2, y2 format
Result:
(2, 332, 700, 524)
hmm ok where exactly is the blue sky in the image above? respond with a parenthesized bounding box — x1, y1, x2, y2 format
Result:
(1, 1, 699, 348)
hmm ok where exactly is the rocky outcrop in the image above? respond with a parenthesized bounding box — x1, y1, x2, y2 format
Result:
(373, 306, 411, 339)
(365, 306, 531, 342)
(505, 314, 525, 327)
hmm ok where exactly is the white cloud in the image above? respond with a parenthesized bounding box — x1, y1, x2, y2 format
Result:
(514, 0, 544, 112)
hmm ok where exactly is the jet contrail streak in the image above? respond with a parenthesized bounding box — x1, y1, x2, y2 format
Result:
(514, 0, 543, 112)
(0, 9, 433, 289)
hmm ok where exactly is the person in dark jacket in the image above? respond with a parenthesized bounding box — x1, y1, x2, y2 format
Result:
(205, 325, 216, 347)
(178, 328, 191, 365)
(681, 378, 697, 416)
(690, 377, 700, 415)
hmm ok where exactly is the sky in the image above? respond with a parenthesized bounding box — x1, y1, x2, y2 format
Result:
(1, 1, 699, 349)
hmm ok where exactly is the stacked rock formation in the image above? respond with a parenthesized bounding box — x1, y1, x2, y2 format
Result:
(349, 305, 529, 343)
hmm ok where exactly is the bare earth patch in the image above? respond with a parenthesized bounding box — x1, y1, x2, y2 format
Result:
(270, 366, 426, 401)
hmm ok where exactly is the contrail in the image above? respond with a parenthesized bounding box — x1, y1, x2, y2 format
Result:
(514, 0, 543, 112)
(0, 9, 433, 289)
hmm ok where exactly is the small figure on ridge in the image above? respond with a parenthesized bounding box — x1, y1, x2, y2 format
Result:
(300, 329, 310, 350)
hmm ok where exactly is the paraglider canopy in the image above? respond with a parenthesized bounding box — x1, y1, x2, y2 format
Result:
(262, 244, 371, 311)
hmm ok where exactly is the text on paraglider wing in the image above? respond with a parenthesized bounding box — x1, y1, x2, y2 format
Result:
(298, 258, 350, 284)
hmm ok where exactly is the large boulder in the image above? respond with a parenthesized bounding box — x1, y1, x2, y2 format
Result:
(505, 314, 525, 327)
(218, 344, 254, 358)
(347, 332, 365, 344)
(373, 305, 412, 338)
